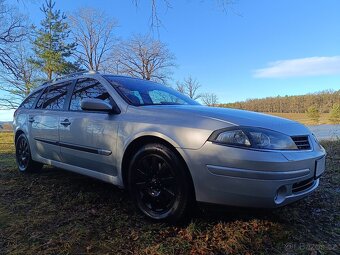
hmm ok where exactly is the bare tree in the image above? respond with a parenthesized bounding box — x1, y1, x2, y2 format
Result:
(132, 0, 237, 29)
(176, 83, 185, 94)
(132, 0, 171, 29)
(0, 0, 27, 76)
(0, 44, 41, 109)
(201, 92, 218, 106)
(114, 35, 175, 83)
(69, 8, 118, 71)
(216, 0, 239, 13)
(0, 0, 29, 109)
(176, 76, 201, 100)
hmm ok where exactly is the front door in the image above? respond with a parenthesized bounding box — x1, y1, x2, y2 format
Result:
(59, 78, 119, 176)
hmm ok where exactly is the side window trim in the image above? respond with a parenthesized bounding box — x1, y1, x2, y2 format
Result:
(66, 78, 80, 111)
(63, 78, 77, 111)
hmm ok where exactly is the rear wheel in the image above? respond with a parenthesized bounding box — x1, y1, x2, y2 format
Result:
(15, 133, 43, 173)
(128, 143, 193, 222)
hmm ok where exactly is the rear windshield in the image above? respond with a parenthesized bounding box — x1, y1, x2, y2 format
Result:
(104, 76, 200, 106)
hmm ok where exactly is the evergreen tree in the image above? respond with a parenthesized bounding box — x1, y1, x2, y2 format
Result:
(306, 106, 320, 124)
(31, 0, 77, 80)
(329, 104, 340, 124)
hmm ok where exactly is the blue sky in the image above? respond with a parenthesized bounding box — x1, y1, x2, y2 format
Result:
(1, 0, 340, 121)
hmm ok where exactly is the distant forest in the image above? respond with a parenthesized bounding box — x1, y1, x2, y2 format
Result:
(219, 90, 340, 113)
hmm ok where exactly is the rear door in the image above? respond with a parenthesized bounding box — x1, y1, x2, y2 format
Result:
(29, 81, 73, 161)
(59, 78, 120, 176)
(14, 88, 43, 136)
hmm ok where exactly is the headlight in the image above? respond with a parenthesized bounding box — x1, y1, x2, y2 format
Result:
(312, 133, 323, 150)
(208, 127, 298, 150)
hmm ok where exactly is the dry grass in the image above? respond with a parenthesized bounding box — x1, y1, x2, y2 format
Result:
(0, 132, 339, 254)
(266, 113, 336, 125)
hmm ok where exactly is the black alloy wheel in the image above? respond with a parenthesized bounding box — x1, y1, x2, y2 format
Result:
(128, 143, 193, 222)
(15, 133, 43, 172)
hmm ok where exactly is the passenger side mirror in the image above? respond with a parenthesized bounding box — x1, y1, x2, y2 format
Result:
(80, 98, 119, 114)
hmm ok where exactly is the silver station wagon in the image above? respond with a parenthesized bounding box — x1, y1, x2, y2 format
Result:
(13, 71, 326, 222)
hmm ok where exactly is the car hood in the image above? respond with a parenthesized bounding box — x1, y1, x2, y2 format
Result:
(139, 105, 311, 136)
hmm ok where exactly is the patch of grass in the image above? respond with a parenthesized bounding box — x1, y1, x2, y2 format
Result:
(0, 133, 16, 170)
(0, 133, 339, 254)
(0, 132, 14, 142)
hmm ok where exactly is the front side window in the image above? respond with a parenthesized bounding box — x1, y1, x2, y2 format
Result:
(69, 78, 112, 111)
(104, 76, 200, 106)
(20, 89, 42, 109)
(36, 81, 72, 110)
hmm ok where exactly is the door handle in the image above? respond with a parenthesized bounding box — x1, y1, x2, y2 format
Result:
(60, 119, 71, 127)
(28, 117, 35, 123)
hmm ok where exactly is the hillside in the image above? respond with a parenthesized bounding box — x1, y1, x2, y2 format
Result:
(219, 90, 340, 113)
(0, 121, 13, 131)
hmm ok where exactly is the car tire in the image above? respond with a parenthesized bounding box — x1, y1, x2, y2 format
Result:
(15, 133, 43, 173)
(128, 143, 193, 222)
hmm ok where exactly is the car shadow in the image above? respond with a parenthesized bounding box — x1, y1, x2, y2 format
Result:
(39, 165, 288, 226)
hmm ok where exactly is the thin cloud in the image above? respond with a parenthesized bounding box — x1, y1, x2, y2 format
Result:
(254, 56, 340, 78)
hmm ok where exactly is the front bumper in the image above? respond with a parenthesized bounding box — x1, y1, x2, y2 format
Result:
(180, 139, 326, 208)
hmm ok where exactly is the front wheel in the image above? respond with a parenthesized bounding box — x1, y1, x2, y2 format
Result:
(15, 133, 43, 173)
(128, 143, 193, 222)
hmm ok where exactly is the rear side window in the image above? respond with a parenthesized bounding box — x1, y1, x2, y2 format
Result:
(36, 81, 72, 110)
(35, 89, 47, 109)
(69, 78, 112, 111)
(20, 90, 42, 109)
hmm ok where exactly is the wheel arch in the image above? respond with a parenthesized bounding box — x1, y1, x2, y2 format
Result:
(15, 129, 25, 144)
(121, 135, 196, 200)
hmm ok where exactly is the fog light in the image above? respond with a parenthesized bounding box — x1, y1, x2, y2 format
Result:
(274, 186, 287, 204)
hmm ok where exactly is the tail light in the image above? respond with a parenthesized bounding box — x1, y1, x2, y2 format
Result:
(13, 108, 19, 118)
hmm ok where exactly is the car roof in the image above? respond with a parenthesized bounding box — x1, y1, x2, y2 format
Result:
(29, 71, 139, 94)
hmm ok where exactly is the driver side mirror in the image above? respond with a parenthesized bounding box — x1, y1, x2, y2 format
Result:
(80, 98, 120, 114)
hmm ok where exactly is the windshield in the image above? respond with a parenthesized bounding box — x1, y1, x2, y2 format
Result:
(104, 75, 200, 106)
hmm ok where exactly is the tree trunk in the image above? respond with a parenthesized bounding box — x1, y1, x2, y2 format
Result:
(48, 70, 52, 81)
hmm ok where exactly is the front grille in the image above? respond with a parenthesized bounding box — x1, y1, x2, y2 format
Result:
(292, 136, 311, 150)
(292, 178, 315, 193)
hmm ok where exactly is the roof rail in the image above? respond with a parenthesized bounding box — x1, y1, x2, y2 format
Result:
(38, 70, 99, 87)
(54, 70, 99, 82)
(40, 81, 51, 87)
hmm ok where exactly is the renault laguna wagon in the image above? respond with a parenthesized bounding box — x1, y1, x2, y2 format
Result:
(13, 71, 326, 222)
